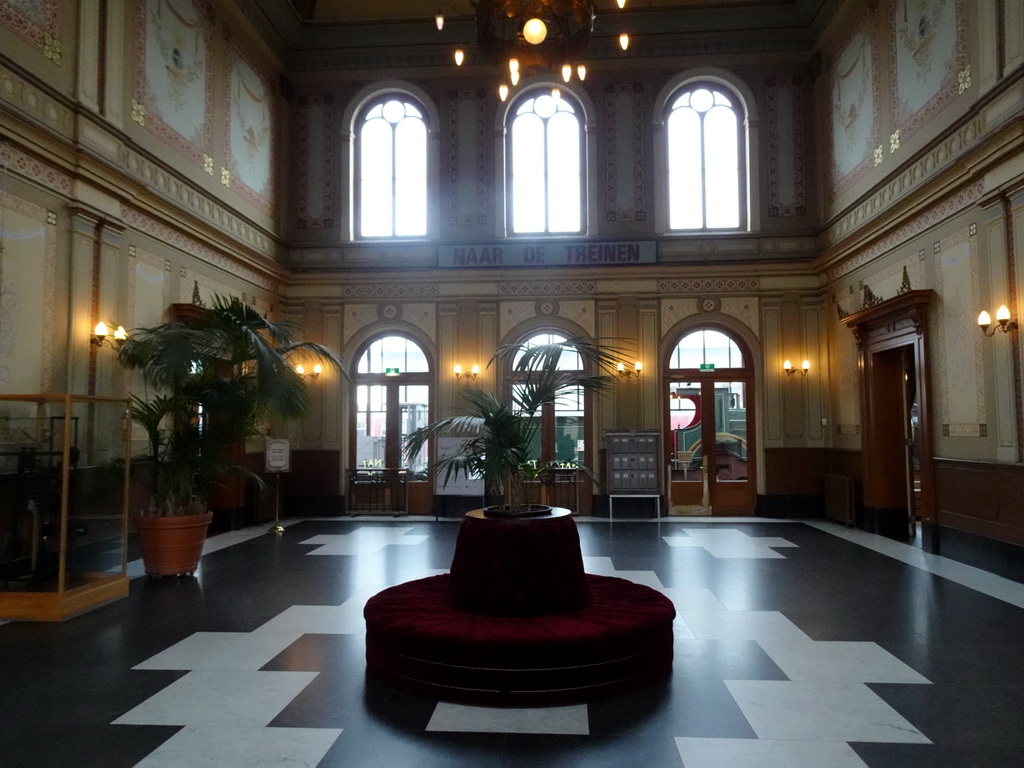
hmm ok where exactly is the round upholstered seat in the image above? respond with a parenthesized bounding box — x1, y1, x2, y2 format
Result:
(364, 573, 676, 706)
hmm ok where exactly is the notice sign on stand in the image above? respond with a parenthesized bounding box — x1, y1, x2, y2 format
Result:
(265, 438, 291, 473)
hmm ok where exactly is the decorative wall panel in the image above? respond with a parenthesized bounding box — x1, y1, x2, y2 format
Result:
(0, 190, 55, 393)
(224, 41, 275, 212)
(604, 83, 645, 222)
(829, 13, 879, 196)
(766, 76, 806, 217)
(136, 0, 214, 168)
(934, 226, 985, 436)
(446, 90, 488, 227)
(0, 0, 62, 63)
(890, 0, 967, 142)
(296, 95, 334, 229)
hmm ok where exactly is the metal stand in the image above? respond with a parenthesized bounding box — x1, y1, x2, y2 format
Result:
(271, 473, 284, 533)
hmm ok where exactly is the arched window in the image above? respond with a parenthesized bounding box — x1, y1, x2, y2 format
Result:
(665, 327, 755, 515)
(509, 332, 586, 465)
(357, 97, 427, 238)
(352, 335, 431, 473)
(666, 84, 743, 230)
(508, 90, 583, 234)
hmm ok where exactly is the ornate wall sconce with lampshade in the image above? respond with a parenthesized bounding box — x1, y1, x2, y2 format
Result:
(454, 364, 480, 381)
(977, 305, 1018, 336)
(91, 321, 128, 348)
(783, 359, 810, 377)
(295, 363, 322, 381)
(616, 361, 642, 378)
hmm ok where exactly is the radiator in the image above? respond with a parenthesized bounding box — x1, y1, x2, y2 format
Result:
(824, 474, 856, 526)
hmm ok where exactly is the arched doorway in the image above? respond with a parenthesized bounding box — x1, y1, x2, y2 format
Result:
(349, 334, 432, 513)
(664, 327, 756, 515)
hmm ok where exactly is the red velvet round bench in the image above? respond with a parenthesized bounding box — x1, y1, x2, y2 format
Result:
(364, 509, 675, 706)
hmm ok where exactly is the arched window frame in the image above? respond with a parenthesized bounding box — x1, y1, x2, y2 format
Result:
(503, 328, 593, 468)
(498, 80, 596, 238)
(342, 82, 440, 242)
(653, 70, 760, 235)
(348, 331, 435, 474)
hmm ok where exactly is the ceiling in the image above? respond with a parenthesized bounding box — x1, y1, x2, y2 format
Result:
(287, 0, 797, 25)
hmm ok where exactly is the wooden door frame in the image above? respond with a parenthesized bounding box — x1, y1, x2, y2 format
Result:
(843, 290, 935, 542)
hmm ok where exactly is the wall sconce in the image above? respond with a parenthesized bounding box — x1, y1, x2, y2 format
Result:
(783, 359, 810, 376)
(978, 305, 1019, 336)
(295, 364, 322, 380)
(616, 361, 642, 378)
(454, 364, 479, 381)
(91, 321, 127, 347)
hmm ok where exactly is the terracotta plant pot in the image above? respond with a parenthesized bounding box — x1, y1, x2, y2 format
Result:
(133, 512, 213, 577)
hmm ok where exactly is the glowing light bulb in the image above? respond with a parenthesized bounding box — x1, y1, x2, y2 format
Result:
(522, 17, 547, 44)
(978, 311, 991, 327)
(801, 359, 810, 372)
(509, 58, 519, 74)
(576, 64, 586, 80)
(551, 87, 561, 100)
(454, 48, 464, 66)
(510, 69, 520, 86)
(499, 83, 509, 101)
(435, 12, 444, 31)
(997, 305, 1011, 322)
(619, 33, 630, 50)
(617, 0, 626, 7)
(562, 63, 572, 82)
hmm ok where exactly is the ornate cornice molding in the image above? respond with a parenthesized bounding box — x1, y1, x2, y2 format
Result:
(498, 281, 597, 296)
(658, 277, 761, 293)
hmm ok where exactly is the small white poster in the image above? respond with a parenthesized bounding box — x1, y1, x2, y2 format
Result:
(265, 438, 291, 473)
(433, 437, 484, 496)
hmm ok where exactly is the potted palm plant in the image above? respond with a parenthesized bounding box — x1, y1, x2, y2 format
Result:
(404, 336, 621, 516)
(117, 294, 341, 576)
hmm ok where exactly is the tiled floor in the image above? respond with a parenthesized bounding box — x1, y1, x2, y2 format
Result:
(3, 516, 1024, 767)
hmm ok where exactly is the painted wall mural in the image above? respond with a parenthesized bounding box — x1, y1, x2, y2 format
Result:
(0, 0, 61, 62)
(890, 0, 965, 140)
(137, 0, 213, 166)
(830, 20, 878, 195)
(225, 48, 275, 211)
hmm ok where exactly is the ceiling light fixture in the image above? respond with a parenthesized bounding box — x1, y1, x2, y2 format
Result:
(437, 0, 628, 100)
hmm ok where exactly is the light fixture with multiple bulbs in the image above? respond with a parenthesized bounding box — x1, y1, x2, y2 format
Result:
(295, 363, 323, 380)
(454, 363, 480, 381)
(616, 361, 642, 378)
(783, 359, 810, 377)
(977, 305, 1018, 336)
(92, 321, 128, 348)
(436, 0, 629, 101)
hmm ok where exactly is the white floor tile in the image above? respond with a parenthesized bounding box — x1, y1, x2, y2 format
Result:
(135, 725, 341, 768)
(134, 631, 303, 671)
(679, 609, 811, 642)
(113, 669, 318, 727)
(757, 639, 931, 684)
(810, 521, 1024, 610)
(298, 527, 428, 556)
(675, 737, 870, 768)
(725, 680, 930, 743)
(426, 703, 589, 734)
(582, 556, 666, 588)
(664, 529, 797, 559)
(660, 586, 729, 612)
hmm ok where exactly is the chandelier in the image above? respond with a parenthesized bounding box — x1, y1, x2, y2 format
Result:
(436, 0, 629, 101)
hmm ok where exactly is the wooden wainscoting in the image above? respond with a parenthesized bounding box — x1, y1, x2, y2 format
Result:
(935, 458, 1024, 546)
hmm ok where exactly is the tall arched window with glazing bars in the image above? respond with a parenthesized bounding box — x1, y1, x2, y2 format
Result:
(666, 84, 742, 231)
(508, 90, 584, 235)
(358, 97, 427, 238)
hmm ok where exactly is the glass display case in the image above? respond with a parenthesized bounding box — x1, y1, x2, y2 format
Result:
(0, 395, 130, 621)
